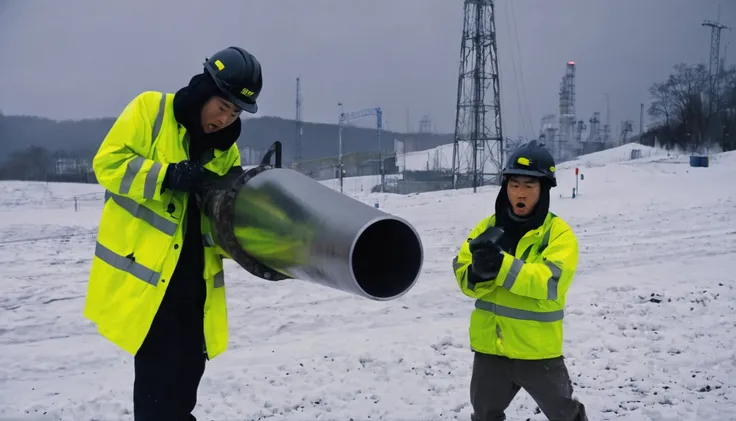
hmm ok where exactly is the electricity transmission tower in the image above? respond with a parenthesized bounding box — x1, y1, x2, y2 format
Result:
(451, 0, 504, 193)
(702, 7, 731, 111)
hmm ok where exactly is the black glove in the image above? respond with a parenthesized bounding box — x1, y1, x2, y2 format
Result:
(468, 227, 506, 281)
(470, 242, 504, 280)
(162, 160, 207, 193)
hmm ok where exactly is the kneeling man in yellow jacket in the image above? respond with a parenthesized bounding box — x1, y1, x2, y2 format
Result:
(453, 140, 588, 421)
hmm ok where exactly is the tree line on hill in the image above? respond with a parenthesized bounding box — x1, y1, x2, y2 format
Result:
(645, 62, 736, 153)
(0, 112, 452, 181)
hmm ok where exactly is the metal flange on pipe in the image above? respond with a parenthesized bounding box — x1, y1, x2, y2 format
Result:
(195, 142, 424, 300)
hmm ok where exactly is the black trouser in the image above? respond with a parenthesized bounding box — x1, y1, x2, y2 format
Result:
(470, 352, 587, 421)
(133, 278, 207, 421)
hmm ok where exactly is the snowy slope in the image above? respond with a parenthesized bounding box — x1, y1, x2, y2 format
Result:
(1, 145, 735, 420)
(557, 143, 670, 169)
(396, 141, 488, 172)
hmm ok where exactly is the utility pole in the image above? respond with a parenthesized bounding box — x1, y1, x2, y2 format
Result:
(639, 103, 644, 138)
(295, 77, 302, 165)
(338, 102, 344, 194)
(376, 108, 383, 193)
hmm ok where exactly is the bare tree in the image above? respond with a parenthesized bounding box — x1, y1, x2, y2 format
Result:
(648, 81, 673, 127)
(648, 63, 736, 153)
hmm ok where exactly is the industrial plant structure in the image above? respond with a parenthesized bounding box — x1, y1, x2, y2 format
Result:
(538, 61, 631, 161)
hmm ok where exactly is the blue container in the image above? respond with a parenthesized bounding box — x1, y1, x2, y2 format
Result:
(689, 156, 709, 168)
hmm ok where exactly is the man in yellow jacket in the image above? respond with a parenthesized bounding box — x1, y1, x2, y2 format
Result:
(453, 141, 588, 421)
(85, 46, 263, 420)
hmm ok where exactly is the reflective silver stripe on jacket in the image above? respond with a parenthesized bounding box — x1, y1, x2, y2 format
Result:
(117, 158, 163, 199)
(474, 300, 564, 322)
(501, 258, 563, 300)
(545, 261, 563, 300)
(104, 190, 177, 236)
(94, 241, 160, 286)
(501, 225, 563, 299)
(151, 93, 166, 142)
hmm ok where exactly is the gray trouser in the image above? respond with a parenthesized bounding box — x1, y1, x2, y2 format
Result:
(470, 352, 588, 421)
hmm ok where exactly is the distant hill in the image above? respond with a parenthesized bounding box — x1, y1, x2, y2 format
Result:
(0, 112, 453, 165)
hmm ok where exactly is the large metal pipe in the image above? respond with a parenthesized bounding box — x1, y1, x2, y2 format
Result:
(196, 149, 424, 301)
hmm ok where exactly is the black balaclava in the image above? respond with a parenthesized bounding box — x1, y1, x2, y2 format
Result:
(167, 72, 242, 301)
(493, 177, 551, 255)
(172, 72, 242, 161)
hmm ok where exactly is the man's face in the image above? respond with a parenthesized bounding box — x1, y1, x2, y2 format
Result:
(506, 175, 541, 217)
(200, 96, 242, 134)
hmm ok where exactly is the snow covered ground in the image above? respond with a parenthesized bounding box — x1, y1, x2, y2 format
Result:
(1, 144, 735, 420)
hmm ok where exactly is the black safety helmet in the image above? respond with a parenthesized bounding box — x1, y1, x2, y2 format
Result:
(203, 46, 263, 114)
(502, 140, 557, 187)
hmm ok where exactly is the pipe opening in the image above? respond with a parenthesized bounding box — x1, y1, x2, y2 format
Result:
(351, 218, 423, 299)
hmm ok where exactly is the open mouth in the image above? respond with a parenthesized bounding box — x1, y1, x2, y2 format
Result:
(207, 123, 218, 131)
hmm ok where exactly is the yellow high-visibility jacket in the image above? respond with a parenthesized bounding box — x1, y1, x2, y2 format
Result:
(84, 91, 241, 359)
(453, 212, 579, 359)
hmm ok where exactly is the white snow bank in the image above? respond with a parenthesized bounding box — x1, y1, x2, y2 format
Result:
(709, 149, 736, 165)
(558, 142, 669, 169)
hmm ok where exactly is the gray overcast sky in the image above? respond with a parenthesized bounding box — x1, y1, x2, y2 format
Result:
(0, 0, 734, 140)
